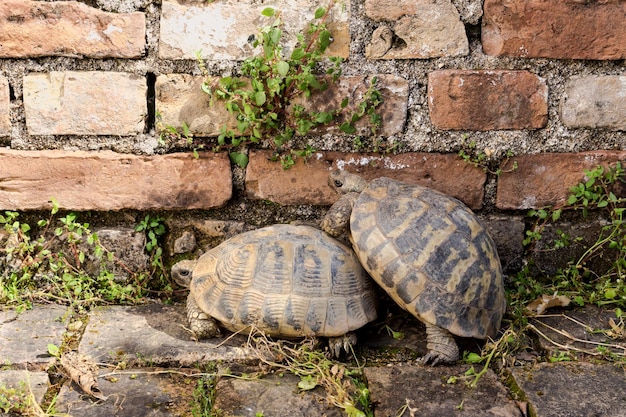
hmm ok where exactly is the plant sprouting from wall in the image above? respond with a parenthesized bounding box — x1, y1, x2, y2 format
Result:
(198, 1, 383, 168)
(519, 162, 626, 308)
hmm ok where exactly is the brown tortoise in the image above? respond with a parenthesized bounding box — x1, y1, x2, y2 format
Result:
(171, 224, 379, 356)
(321, 171, 506, 365)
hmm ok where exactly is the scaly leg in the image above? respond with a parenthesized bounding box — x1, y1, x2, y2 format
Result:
(419, 323, 459, 366)
(186, 293, 221, 340)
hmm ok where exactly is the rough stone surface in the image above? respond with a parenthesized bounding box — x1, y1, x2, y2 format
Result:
(0, 0, 146, 58)
(88, 228, 149, 280)
(0, 371, 49, 405)
(560, 75, 626, 131)
(365, 364, 522, 417)
(364, 0, 468, 59)
(157, 74, 408, 137)
(155, 74, 236, 137)
(214, 372, 343, 417)
(0, 76, 9, 137)
(510, 362, 626, 417)
(496, 151, 626, 210)
(246, 151, 486, 209)
(0, 149, 232, 211)
(529, 306, 626, 359)
(482, 0, 626, 60)
(428, 70, 548, 130)
(483, 216, 525, 275)
(79, 304, 253, 366)
(0, 305, 69, 368)
(294, 74, 409, 137)
(23, 71, 146, 136)
(159, 0, 349, 60)
(56, 368, 197, 416)
(528, 218, 618, 277)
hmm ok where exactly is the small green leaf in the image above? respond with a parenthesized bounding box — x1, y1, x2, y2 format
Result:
(261, 7, 275, 17)
(254, 91, 266, 106)
(297, 375, 318, 391)
(597, 200, 608, 208)
(340, 97, 349, 108)
(276, 61, 289, 76)
(339, 122, 356, 134)
(314, 7, 326, 19)
(47, 344, 60, 358)
(291, 48, 305, 60)
(229, 152, 249, 168)
(463, 352, 484, 364)
(605, 288, 617, 300)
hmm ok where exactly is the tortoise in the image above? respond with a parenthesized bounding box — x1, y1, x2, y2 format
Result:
(171, 224, 378, 356)
(321, 171, 506, 365)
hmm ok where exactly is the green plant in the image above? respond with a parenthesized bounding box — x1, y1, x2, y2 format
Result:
(135, 215, 169, 289)
(0, 204, 153, 309)
(251, 333, 372, 416)
(522, 163, 626, 308)
(458, 142, 517, 176)
(196, 2, 383, 168)
(191, 376, 218, 417)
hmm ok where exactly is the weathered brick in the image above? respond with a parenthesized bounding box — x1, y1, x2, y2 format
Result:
(155, 74, 236, 137)
(293, 74, 409, 137)
(364, 0, 468, 59)
(156, 74, 408, 137)
(428, 70, 548, 130)
(560, 76, 626, 131)
(496, 151, 626, 210)
(0, 0, 145, 58)
(0, 149, 232, 211)
(482, 0, 626, 60)
(159, 0, 349, 60)
(24, 72, 146, 136)
(0, 76, 9, 137)
(246, 151, 486, 209)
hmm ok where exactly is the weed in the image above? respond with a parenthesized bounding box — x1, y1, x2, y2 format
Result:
(458, 142, 517, 176)
(165, 1, 383, 168)
(0, 204, 167, 309)
(250, 332, 372, 416)
(521, 163, 626, 308)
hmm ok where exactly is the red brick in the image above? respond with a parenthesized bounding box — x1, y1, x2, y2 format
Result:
(246, 151, 486, 209)
(482, 0, 626, 60)
(0, 150, 232, 211)
(0, 0, 145, 58)
(496, 151, 626, 210)
(428, 70, 548, 130)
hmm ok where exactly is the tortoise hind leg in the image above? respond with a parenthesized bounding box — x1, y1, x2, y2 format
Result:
(327, 333, 358, 358)
(419, 323, 459, 366)
(186, 293, 221, 340)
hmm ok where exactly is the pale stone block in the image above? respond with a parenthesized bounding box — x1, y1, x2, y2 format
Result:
(24, 71, 146, 136)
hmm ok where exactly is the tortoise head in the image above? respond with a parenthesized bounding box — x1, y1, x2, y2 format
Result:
(328, 170, 368, 195)
(170, 259, 197, 288)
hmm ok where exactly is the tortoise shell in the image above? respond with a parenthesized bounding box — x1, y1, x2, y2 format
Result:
(189, 224, 378, 337)
(349, 177, 505, 339)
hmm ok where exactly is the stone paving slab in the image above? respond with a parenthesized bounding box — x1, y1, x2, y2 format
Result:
(0, 305, 69, 368)
(0, 370, 49, 404)
(529, 305, 626, 358)
(79, 304, 254, 366)
(55, 368, 198, 417)
(364, 364, 523, 417)
(214, 372, 343, 417)
(510, 362, 626, 417)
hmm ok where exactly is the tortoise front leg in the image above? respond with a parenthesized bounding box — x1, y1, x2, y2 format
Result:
(186, 293, 221, 340)
(321, 192, 358, 238)
(419, 323, 459, 365)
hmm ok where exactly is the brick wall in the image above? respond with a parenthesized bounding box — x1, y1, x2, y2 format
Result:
(0, 0, 625, 275)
